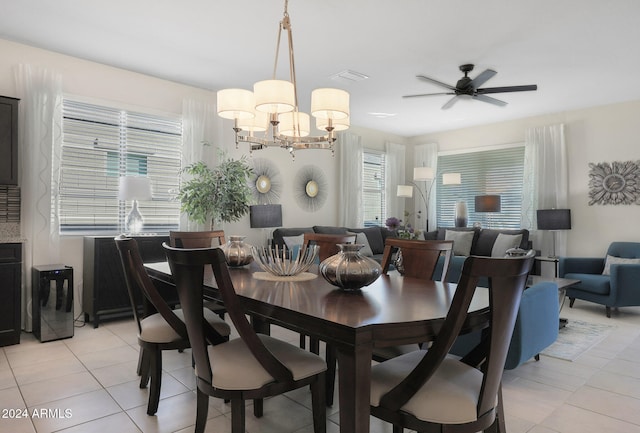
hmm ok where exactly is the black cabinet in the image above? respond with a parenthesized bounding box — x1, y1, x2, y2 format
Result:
(0, 96, 19, 185)
(0, 243, 22, 346)
(83, 236, 174, 327)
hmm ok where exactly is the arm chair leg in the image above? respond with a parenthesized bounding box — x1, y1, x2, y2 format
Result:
(253, 398, 263, 417)
(231, 399, 246, 433)
(325, 345, 336, 407)
(569, 297, 575, 308)
(139, 348, 150, 388)
(606, 306, 611, 318)
(534, 354, 540, 361)
(310, 373, 327, 433)
(147, 347, 162, 415)
(195, 387, 209, 433)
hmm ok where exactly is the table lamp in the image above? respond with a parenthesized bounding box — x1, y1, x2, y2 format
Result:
(474, 195, 501, 228)
(250, 204, 283, 246)
(118, 176, 152, 234)
(536, 208, 571, 258)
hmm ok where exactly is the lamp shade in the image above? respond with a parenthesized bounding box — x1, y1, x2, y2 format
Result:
(237, 109, 270, 132)
(316, 115, 350, 132)
(413, 167, 434, 181)
(537, 209, 571, 230)
(310, 88, 349, 120)
(442, 173, 462, 185)
(397, 185, 413, 198)
(250, 204, 283, 228)
(118, 176, 152, 201)
(278, 111, 310, 137)
(475, 195, 501, 212)
(254, 79, 295, 114)
(216, 89, 255, 120)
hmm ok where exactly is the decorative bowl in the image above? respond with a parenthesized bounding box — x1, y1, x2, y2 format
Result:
(251, 244, 319, 276)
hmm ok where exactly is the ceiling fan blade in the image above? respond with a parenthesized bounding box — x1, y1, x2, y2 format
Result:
(416, 75, 457, 92)
(402, 92, 454, 99)
(470, 69, 497, 88)
(441, 96, 460, 110)
(477, 85, 538, 94)
(474, 94, 507, 107)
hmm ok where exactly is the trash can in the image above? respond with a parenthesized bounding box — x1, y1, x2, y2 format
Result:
(32, 265, 74, 342)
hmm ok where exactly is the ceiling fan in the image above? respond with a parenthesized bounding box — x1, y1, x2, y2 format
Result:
(403, 64, 537, 109)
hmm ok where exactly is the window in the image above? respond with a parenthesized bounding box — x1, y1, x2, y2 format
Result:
(436, 144, 525, 229)
(59, 100, 182, 234)
(362, 150, 386, 227)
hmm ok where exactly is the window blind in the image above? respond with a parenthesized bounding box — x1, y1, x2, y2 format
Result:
(59, 100, 182, 234)
(362, 150, 386, 227)
(436, 145, 525, 229)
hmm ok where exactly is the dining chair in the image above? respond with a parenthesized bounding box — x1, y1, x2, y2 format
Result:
(169, 230, 227, 319)
(380, 238, 454, 281)
(164, 244, 327, 433)
(302, 232, 357, 262)
(369, 251, 535, 433)
(114, 236, 231, 416)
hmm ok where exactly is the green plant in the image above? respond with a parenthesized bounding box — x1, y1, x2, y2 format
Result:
(177, 152, 253, 229)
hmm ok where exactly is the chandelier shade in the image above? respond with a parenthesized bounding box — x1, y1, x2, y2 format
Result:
(254, 79, 295, 114)
(237, 110, 270, 132)
(216, 89, 255, 120)
(279, 111, 310, 137)
(310, 88, 350, 120)
(316, 116, 350, 131)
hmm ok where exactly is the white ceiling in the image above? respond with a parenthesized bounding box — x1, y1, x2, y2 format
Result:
(2, 0, 640, 137)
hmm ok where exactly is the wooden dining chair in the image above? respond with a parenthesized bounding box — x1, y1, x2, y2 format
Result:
(169, 230, 227, 319)
(302, 232, 357, 262)
(380, 238, 454, 281)
(369, 251, 535, 433)
(164, 244, 327, 433)
(114, 236, 230, 416)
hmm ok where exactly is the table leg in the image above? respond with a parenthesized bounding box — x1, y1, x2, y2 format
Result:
(336, 344, 373, 433)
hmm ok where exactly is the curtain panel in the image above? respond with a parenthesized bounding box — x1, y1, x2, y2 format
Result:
(337, 132, 363, 227)
(384, 142, 406, 223)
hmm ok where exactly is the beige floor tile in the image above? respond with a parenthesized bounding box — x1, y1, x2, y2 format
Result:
(166, 366, 197, 390)
(158, 348, 194, 372)
(502, 377, 572, 424)
(12, 357, 87, 386)
(28, 389, 121, 433)
(0, 366, 17, 390)
(242, 394, 320, 433)
(6, 342, 75, 368)
(106, 373, 190, 410)
(541, 404, 640, 433)
(91, 360, 140, 388)
(64, 332, 129, 356)
(20, 371, 102, 407)
(587, 370, 640, 399)
(76, 344, 139, 370)
(56, 412, 142, 433)
(567, 385, 640, 425)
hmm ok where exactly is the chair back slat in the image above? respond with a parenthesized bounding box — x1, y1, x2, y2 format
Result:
(302, 233, 357, 262)
(379, 251, 534, 422)
(164, 245, 294, 385)
(115, 236, 188, 339)
(380, 238, 453, 281)
(169, 230, 226, 248)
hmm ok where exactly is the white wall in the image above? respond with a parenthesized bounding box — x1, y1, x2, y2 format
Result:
(408, 100, 640, 257)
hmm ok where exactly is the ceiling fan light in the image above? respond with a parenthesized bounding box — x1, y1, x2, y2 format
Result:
(254, 80, 295, 114)
(216, 89, 255, 120)
(316, 116, 350, 132)
(278, 111, 310, 137)
(237, 109, 270, 132)
(311, 88, 349, 120)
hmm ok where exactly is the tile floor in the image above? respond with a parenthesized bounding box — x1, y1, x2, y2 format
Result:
(1, 301, 639, 433)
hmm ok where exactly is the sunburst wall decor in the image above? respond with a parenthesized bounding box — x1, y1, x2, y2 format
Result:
(588, 161, 640, 205)
(294, 165, 328, 212)
(249, 158, 282, 205)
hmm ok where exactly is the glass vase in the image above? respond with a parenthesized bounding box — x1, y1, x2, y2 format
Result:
(319, 244, 382, 291)
(221, 235, 254, 267)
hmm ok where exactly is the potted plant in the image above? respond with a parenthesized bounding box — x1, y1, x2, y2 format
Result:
(177, 151, 253, 229)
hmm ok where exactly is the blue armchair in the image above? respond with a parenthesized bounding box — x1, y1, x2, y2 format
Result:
(559, 242, 640, 318)
(450, 281, 559, 369)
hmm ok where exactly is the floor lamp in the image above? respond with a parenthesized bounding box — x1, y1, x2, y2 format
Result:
(537, 209, 571, 258)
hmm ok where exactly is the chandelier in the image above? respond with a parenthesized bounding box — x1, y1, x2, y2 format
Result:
(216, 0, 350, 159)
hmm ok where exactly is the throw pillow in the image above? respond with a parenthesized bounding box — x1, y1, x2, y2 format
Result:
(347, 231, 374, 257)
(491, 233, 524, 257)
(602, 255, 640, 275)
(283, 234, 304, 251)
(445, 230, 475, 256)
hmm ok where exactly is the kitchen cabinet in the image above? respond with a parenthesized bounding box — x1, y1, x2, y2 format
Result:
(0, 243, 22, 346)
(0, 96, 19, 185)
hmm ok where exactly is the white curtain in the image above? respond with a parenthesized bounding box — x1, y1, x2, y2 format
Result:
(521, 124, 568, 256)
(412, 143, 438, 231)
(180, 98, 219, 230)
(337, 132, 363, 227)
(14, 65, 63, 331)
(384, 142, 406, 222)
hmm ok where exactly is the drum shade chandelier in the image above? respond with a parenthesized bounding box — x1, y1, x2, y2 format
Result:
(216, 0, 350, 159)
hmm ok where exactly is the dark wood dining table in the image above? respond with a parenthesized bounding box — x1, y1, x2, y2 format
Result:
(145, 261, 490, 433)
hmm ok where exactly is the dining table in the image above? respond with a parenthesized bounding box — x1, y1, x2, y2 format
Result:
(145, 261, 490, 433)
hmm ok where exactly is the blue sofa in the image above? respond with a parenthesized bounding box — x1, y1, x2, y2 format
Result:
(559, 242, 640, 317)
(451, 281, 559, 369)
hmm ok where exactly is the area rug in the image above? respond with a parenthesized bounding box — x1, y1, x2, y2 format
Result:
(541, 320, 615, 361)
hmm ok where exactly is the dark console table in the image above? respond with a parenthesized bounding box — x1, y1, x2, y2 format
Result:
(83, 235, 174, 327)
